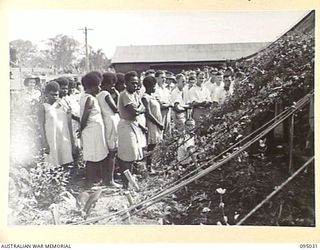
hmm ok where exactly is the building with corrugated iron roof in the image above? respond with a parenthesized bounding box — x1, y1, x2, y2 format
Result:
(111, 42, 271, 73)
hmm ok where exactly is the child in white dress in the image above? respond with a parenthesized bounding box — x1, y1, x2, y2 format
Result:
(97, 72, 121, 187)
(79, 72, 109, 188)
(38, 81, 74, 166)
(141, 76, 163, 173)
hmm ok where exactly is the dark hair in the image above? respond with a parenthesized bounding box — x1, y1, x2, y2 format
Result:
(143, 76, 157, 89)
(55, 77, 69, 87)
(145, 69, 155, 76)
(197, 71, 205, 77)
(124, 71, 138, 84)
(68, 80, 77, 89)
(116, 73, 125, 84)
(155, 70, 165, 78)
(175, 73, 184, 82)
(102, 72, 117, 86)
(44, 81, 60, 94)
(81, 71, 102, 90)
(216, 71, 223, 76)
(91, 71, 103, 81)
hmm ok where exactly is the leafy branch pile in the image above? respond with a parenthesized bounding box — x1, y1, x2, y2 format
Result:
(9, 93, 70, 224)
(151, 28, 314, 225)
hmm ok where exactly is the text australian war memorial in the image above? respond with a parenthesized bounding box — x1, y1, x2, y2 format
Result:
(8, 11, 315, 226)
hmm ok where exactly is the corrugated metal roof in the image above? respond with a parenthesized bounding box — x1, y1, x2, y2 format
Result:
(111, 42, 271, 64)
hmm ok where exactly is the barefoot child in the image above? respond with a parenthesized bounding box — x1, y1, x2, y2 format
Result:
(117, 71, 144, 189)
(97, 72, 121, 187)
(141, 76, 164, 173)
(38, 81, 74, 167)
(79, 72, 109, 188)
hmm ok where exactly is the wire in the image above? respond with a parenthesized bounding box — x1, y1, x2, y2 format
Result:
(236, 156, 314, 225)
(72, 92, 312, 225)
(146, 91, 312, 198)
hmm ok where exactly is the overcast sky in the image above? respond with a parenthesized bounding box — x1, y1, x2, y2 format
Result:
(8, 9, 309, 58)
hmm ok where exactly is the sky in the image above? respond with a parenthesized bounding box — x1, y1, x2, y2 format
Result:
(8, 9, 309, 59)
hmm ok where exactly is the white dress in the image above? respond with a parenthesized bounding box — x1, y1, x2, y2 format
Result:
(97, 91, 120, 151)
(80, 93, 109, 162)
(44, 102, 73, 166)
(142, 93, 163, 145)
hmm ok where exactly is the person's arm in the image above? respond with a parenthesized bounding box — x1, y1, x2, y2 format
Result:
(138, 123, 148, 134)
(112, 88, 119, 100)
(105, 94, 118, 113)
(37, 104, 50, 154)
(79, 97, 94, 136)
(141, 97, 164, 130)
(66, 111, 76, 154)
(192, 100, 206, 108)
(71, 114, 80, 123)
(173, 102, 186, 113)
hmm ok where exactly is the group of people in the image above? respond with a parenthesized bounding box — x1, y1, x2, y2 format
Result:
(23, 65, 246, 189)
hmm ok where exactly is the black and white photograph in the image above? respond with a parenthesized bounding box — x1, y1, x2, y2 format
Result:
(8, 9, 315, 228)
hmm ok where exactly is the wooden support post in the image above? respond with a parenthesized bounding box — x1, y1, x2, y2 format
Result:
(124, 191, 134, 206)
(274, 101, 284, 139)
(288, 114, 295, 174)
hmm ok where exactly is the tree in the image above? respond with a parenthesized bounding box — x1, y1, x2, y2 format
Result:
(46, 34, 80, 72)
(89, 48, 111, 72)
(10, 39, 37, 67)
(75, 47, 111, 73)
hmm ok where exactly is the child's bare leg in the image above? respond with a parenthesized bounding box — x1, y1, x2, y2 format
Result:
(86, 161, 96, 188)
(101, 151, 120, 187)
(147, 144, 156, 172)
(118, 158, 133, 189)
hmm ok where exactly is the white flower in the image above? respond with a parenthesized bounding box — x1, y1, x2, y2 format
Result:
(223, 216, 228, 223)
(202, 207, 211, 213)
(234, 213, 240, 220)
(216, 188, 226, 194)
(236, 134, 243, 141)
(219, 202, 225, 208)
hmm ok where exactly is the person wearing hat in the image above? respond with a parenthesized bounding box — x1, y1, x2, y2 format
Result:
(23, 76, 41, 103)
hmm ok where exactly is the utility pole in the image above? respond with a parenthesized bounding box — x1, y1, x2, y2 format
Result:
(78, 27, 94, 73)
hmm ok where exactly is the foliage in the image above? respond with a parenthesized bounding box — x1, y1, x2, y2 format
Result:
(46, 34, 80, 71)
(151, 26, 314, 225)
(10, 39, 37, 67)
(9, 90, 70, 224)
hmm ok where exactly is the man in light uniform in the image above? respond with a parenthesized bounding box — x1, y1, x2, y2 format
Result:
(211, 71, 225, 105)
(204, 68, 218, 102)
(170, 74, 190, 124)
(154, 70, 172, 137)
(188, 71, 211, 126)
